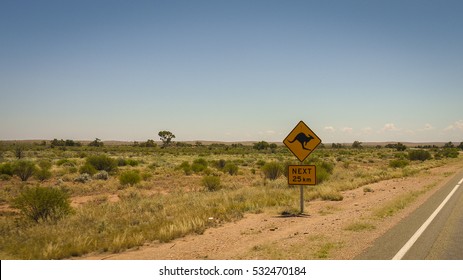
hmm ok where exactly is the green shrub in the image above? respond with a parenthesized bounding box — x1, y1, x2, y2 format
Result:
(11, 186, 73, 223)
(119, 170, 141, 187)
(408, 150, 432, 161)
(35, 168, 52, 181)
(36, 160, 53, 181)
(79, 163, 97, 176)
(191, 158, 208, 173)
(177, 161, 192, 175)
(86, 155, 117, 172)
(38, 160, 52, 170)
(320, 161, 334, 174)
(126, 159, 139, 166)
(117, 158, 127, 166)
(0, 162, 14, 176)
(13, 160, 37, 181)
(117, 158, 140, 167)
(389, 159, 409, 168)
(441, 148, 459, 158)
(202, 176, 221, 191)
(262, 162, 283, 180)
(316, 167, 330, 184)
(215, 159, 227, 170)
(56, 159, 76, 167)
(223, 163, 238, 175)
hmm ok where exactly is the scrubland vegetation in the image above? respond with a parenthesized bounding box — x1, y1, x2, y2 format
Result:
(0, 139, 462, 259)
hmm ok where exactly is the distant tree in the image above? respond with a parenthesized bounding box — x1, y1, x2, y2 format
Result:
(138, 139, 157, 148)
(396, 142, 407, 151)
(352, 141, 363, 149)
(145, 139, 157, 147)
(14, 144, 25, 159)
(331, 143, 343, 149)
(65, 139, 81, 147)
(88, 138, 104, 147)
(458, 142, 463, 150)
(158, 131, 175, 147)
(444, 142, 454, 148)
(253, 141, 269, 150)
(51, 139, 64, 148)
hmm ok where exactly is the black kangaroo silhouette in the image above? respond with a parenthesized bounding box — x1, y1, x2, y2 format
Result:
(288, 133, 314, 150)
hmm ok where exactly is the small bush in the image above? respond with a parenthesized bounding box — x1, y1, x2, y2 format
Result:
(86, 155, 117, 172)
(119, 170, 141, 187)
(223, 163, 239, 175)
(202, 175, 221, 191)
(36, 160, 53, 181)
(93, 171, 109, 180)
(319, 187, 343, 201)
(177, 161, 192, 175)
(117, 158, 127, 166)
(363, 187, 374, 193)
(35, 168, 52, 181)
(12, 160, 37, 181)
(0, 162, 14, 176)
(38, 160, 52, 170)
(126, 159, 139, 166)
(74, 173, 92, 183)
(320, 161, 334, 174)
(316, 167, 330, 184)
(141, 171, 152, 181)
(441, 148, 459, 158)
(11, 186, 73, 223)
(79, 163, 97, 176)
(408, 150, 432, 161)
(389, 159, 409, 168)
(191, 158, 208, 173)
(117, 158, 140, 167)
(262, 162, 283, 180)
(215, 159, 227, 170)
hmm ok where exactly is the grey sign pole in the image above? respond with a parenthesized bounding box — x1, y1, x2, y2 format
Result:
(299, 161, 304, 214)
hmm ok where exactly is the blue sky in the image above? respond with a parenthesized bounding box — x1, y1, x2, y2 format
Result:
(1, 0, 462, 143)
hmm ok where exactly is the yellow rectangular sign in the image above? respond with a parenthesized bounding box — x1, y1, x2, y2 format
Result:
(288, 165, 316, 185)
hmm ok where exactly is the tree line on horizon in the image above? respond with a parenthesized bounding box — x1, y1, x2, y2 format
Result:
(1, 130, 463, 152)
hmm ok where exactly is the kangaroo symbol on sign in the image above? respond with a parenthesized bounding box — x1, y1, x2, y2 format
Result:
(288, 133, 314, 151)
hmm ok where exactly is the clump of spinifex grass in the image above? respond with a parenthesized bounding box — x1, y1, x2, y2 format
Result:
(344, 222, 376, 232)
(0, 185, 296, 259)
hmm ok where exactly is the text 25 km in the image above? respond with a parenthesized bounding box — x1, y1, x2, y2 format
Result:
(252, 267, 306, 276)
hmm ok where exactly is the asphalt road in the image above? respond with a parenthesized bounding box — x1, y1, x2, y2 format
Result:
(356, 169, 463, 260)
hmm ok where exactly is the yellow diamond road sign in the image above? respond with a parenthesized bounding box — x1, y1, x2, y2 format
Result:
(284, 121, 321, 162)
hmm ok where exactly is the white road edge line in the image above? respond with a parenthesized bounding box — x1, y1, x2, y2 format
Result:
(392, 182, 462, 260)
